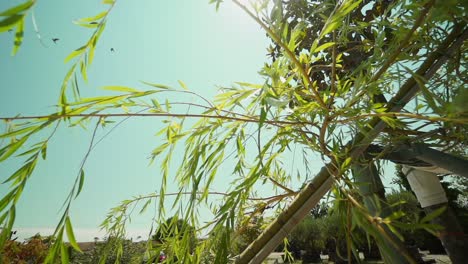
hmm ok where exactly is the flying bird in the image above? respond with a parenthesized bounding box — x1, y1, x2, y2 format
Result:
(52, 38, 60, 43)
(110, 48, 115, 52)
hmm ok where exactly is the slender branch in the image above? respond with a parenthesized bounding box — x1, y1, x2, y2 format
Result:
(0, 112, 316, 127)
(231, 0, 327, 109)
(334, 112, 468, 124)
(266, 177, 296, 195)
(117, 191, 293, 208)
(371, 0, 436, 83)
(347, 0, 436, 107)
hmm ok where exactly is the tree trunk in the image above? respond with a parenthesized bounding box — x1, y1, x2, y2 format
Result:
(403, 167, 468, 264)
(424, 204, 468, 264)
(353, 161, 419, 264)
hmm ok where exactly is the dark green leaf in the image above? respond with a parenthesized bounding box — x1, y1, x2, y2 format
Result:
(11, 17, 24, 55)
(259, 107, 267, 127)
(421, 206, 446, 223)
(75, 169, 85, 198)
(0, 15, 23, 32)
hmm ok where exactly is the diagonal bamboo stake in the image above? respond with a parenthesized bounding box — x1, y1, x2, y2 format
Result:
(236, 24, 468, 264)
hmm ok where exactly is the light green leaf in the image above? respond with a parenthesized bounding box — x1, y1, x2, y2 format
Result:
(0, 125, 38, 139)
(75, 11, 107, 23)
(64, 45, 86, 63)
(313, 42, 335, 53)
(102, 86, 141, 93)
(151, 98, 161, 110)
(80, 60, 88, 82)
(88, 36, 97, 66)
(65, 217, 82, 253)
(61, 243, 70, 264)
(320, 21, 340, 38)
(178, 80, 188, 90)
(59, 64, 77, 106)
(0, 136, 28, 162)
(141, 81, 172, 90)
(341, 157, 352, 170)
(75, 22, 99, 28)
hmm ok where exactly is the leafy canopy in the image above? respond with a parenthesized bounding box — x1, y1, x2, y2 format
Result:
(0, 0, 467, 263)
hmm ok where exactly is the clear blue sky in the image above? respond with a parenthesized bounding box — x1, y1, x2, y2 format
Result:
(0, 0, 276, 241)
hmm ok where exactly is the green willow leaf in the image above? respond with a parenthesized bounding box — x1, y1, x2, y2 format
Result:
(313, 42, 335, 53)
(421, 206, 446, 223)
(0, 136, 29, 162)
(0, 14, 23, 32)
(80, 60, 88, 82)
(76, 169, 85, 198)
(2, 160, 33, 184)
(0, 125, 38, 139)
(44, 228, 63, 264)
(0, 190, 15, 213)
(75, 22, 99, 28)
(139, 199, 152, 214)
(59, 64, 77, 106)
(75, 11, 107, 23)
(41, 143, 47, 159)
(259, 107, 267, 127)
(0, 1, 34, 16)
(102, 86, 141, 93)
(141, 81, 172, 90)
(88, 36, 97, 66)
(320, 21, 340, 38)
(12, 16, 24, 55)
(178, 80, 188, 90)
(64, 45, 86, 63)
(61, 243, 70, 264)
(0, 206, 15, 246)
(65, 217, 82, 253)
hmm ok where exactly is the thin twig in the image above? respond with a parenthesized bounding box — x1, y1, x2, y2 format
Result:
(0, 112, 316, 127)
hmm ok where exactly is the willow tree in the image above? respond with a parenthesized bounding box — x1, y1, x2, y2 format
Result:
(0, 0, 467, 263)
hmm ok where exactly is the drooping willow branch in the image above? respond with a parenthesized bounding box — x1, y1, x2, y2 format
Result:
(0, 112, 317, 127)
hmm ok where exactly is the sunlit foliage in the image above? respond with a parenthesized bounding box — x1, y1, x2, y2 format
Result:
(0, 0, 467, 263)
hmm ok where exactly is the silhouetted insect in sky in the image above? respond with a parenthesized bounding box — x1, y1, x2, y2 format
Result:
(52, 38, 60, 43)
(110, 48, 115, 52)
